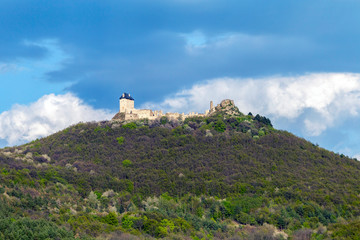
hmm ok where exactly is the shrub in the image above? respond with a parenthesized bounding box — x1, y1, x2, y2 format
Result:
(214, 120, 226, 132)
(160, 117, 168, 125)
(123, 122, 137, 129)
(122, 160, 132, 168)
(122, 215, 134, 229)
(144, 219, 159, 236)
(0, 217, 75, 239)
(235, 212, 256, 225)
(117, 137, 124, 145)
(155, 226, 168, 238)
(104, 212, 119, 226)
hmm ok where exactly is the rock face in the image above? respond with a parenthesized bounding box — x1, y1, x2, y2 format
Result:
(112, 112, 125, 121)
(215, 99, 234, 110)
(212, 99, 242, 116)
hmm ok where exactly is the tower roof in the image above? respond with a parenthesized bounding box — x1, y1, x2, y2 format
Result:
(119, 92, 134, 100)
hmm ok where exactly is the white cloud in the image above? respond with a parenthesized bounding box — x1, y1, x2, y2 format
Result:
(142, 73, 360, 136)
(0, 93, 114, 146)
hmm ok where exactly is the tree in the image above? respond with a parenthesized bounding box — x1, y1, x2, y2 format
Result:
(88, 191, 99, 209)
(214, 120, 226, 132)
(117, 136, 124, 145)
(104, 212, 119, 226)
(122, 122, 137, 129)
(122, 159, 132, 168)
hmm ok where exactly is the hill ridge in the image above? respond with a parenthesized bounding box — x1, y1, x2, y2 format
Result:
(0, 111, 360, 239)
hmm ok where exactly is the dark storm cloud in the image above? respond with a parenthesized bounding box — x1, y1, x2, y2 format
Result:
(1, 0, 360, 110)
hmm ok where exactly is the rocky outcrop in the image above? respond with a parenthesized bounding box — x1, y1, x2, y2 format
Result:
(212, 99, 242, 116)
(112, 112, 125, 121)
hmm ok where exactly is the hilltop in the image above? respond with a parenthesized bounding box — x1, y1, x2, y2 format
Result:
(112, 92, 239, 122)
(0, 100, 360, 239)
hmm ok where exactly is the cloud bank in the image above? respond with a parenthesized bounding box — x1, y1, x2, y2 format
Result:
(142, 73, 360, 136)
(0, 93, 114, 146)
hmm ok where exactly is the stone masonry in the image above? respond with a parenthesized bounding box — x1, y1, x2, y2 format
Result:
(112, 92, 235, 121)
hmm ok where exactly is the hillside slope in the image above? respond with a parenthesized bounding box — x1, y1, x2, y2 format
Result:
(1, 103, 360, 239)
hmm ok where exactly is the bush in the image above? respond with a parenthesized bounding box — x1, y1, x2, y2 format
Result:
(235, 212, 256, 225)
(155, 226, 168, 238)
(117, 137, 124, 145)
(0, 217, 75, 239)
(103, 212, 119, 226)
(214, 120, 226, 132)
(144, 219, 159, 236)
(122, 160, 132, 168)
(330, 220, 360, 239)
(123, 122, 137, 129)
(122, 215, 134, 229)
(160, 117, 168, 125)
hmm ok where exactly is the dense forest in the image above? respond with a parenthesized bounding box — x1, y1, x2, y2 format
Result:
(1, 102, 360, 239)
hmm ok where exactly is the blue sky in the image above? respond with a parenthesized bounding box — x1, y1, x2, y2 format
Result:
(1, 0, 360, 158)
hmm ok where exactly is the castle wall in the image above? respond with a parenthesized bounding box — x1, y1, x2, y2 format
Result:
(120, 99, 134, 113)
(124, 113, 139, 120)
(117, 108, 208, 122)
(114, 93, 214, 122)
(132, 109, 153, 119)
(165, 112, 183, 120)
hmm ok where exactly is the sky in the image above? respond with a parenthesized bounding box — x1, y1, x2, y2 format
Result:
(1, 0, 360, 158)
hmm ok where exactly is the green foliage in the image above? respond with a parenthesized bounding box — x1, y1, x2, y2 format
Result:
(144, 219, 158, 236)
(93, 191, 102, 199)
(1, 115, 360, 238)
(258, 129, 265, 136)
(126, 181, 134, 193)
(1, 168, 9, 175)
(330, 220, 360, 239)
(116, 136, 124, 145)
(214, 119, 226, 132)
(94, 125, 111, 133)
(235, 212, 256, 224)
(173, 218, 191, 232)
(0, 217, 76, 240)
(122, 122, 137, 129)
(160, 192, 172, 201)
(161, 219, 175, 231)
(155, 225, 168, 238)
(121, 215, 134, 229)
(254, 114, 272, 126)
(160, 116, 168, 125)
(88, 191, 99, 208)
(122, 159, 132, 168)
(103, 212, 118, 226)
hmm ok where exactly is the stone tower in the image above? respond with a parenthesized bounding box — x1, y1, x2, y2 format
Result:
(119, 93, 134, 113)
(210, 101, 214, 110)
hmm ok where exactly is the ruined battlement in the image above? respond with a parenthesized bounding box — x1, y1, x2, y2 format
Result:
(112, 92, 236, 121)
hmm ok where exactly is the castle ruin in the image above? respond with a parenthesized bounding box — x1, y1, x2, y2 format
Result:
(112, 92, 230, 121)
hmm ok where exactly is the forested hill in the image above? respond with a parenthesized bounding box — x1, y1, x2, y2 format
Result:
(1, 104, 360, 239)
